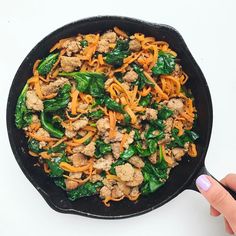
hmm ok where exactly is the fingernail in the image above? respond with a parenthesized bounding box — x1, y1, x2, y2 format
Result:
(196, 175, 212, 191)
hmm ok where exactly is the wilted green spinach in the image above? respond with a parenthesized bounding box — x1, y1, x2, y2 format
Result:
(28, 139, 42, 153)
(46, 154, 68, 177)
(105, 40, 130, 67)
(132, 64, 153, 90)
(152, 51, 175, 75)
(141, 145, 168, 195)
(95, 140, 112, 158)
(158, 106, 173, 120)
(87, 109, 104, 120)
(44, 84, 71, 112)
(40, 111, 64, 138)
(104, 96, 124, 113)
(37, 52, 59, 76)
(59, 72, 105, 98)
(15, 84, 32, 129)
(67, 181, 104, 201)
(139, 94, 152, 107)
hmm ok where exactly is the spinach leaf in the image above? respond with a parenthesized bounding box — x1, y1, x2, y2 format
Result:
(149, 119, 165, 131)
(46, 154, 67, 177)
(40, 111, 64, 138)
(152, 51, 175, 75)
(47, 143, 66, 154)
(84, 137, 92, 145)
(168, 128, 199, 148)
(54, 177, 66, 190)
(136, 142, 151, 157)
(15, 84, 32, 129)
(110, 159, 126, 175)
(151, 102, 159, 110)
(132, 64, 153, 89)
(159, 144, 165, 163)
(145, 127, 156, 139)
(95, 140, 112, 158)
(141, 173, 164, 195)
(158, 106, 173, 120)
(134, 129, 141, 141)
(37, 52, 59, 76)
(59, 72, 105, 97)
(80, 40, 88, 48)
(28, 139, 42, 153)
(185, 130, 199, 141)
(124, 113, 131, 124)
(104, 97, 125, 113)
(145, 127, 165, 140)
(147, 139, 158, 154)
(135, 139, 160, 158)
(87, 110, 104, 120)
(67, 181, 103, 201)
(47, 160, 64, 177)
(139, 94, 152, 107)
(168, 128, 184, 148)
(141, 151, 168, 195)
(44, 84, 71, 112)
(114, 72, 123, 83)
(105, 40, 130, 67)
(120, 145, 137, 161)
(94, 97, 106, 106)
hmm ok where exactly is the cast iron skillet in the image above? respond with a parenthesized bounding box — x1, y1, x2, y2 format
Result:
(6, 16, 236, 219)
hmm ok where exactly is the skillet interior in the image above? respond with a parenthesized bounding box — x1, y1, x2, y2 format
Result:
(6, 16, 213, 219)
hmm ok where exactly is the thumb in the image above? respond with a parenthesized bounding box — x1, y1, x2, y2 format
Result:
(196, 175, 236, 222)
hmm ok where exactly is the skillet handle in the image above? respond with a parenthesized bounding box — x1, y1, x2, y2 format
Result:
(187, 165, 236, 200)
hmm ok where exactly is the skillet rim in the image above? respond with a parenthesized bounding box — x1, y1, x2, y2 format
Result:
(6, 15, 213, 219)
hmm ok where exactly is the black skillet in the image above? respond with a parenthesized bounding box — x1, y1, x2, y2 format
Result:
(6, 16, 236, 219)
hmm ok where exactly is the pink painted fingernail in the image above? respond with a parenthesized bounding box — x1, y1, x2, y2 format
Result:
(196, 175, 212, 191)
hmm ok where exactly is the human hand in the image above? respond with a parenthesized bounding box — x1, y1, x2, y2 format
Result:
(196, 174, 236, 235)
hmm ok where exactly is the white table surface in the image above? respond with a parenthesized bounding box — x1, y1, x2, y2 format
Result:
(1, 0, 236, 235)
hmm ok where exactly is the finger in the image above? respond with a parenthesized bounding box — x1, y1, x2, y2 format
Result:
(196, 175, 236, 222)
(221, 174, 236, 192)
(224, 218, 234, 235)
(210, 205, 221, 217)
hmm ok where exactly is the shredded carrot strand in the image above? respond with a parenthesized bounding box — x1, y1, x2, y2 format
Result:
(43, 163, 50, 173)
(28, 151, 38, 157)
(71, 90, 79, 115)
(125, 106, 137, 124)
(109, 111, 117, 139)
(113, 26, 128, 38)
(51, 137, 67, 148)
(82, 126, 97, 132)
(33, 60, 41, 75)
(98, 54, 104, 65)
(188, 143, 197, 157)
(149, 45, 158, 70)
(40, 152, 52, 159)
(59, 162, 91, 173)
(65, 110, 82, 121)
(161, 145, 174, 166)
(139, 86, 151, 96)
(28, 133, 58, 142)
(103, 195, 125, 207)
(143, 71, 168, 100)
(73, 131, 94, 144)
(120, 133, 128, 152)
(126, 193, 140, 201)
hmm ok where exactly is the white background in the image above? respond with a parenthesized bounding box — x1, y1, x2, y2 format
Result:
(0, 0, 236, 235)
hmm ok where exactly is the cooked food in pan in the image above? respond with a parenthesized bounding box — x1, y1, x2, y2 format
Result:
(15, 27, 198, 206)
